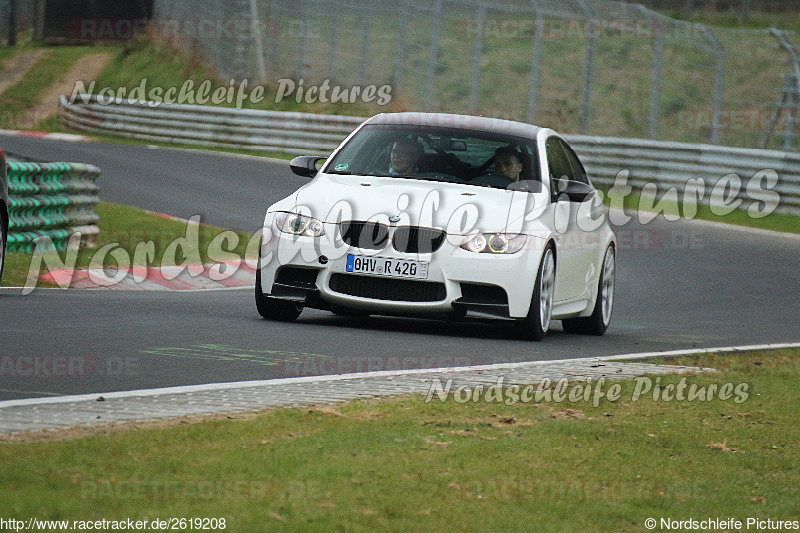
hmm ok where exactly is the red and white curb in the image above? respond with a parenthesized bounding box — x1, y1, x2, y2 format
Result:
(39, 260, 256, 290)
(0, 129, 91, 142)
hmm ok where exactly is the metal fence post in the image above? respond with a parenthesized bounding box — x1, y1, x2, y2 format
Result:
(526, 0, 543, 123)
(297, 2, 310, 80)
(328, 0, 339, 81)
(578, 0, 596, 135)
(741, 0, 751, 24)
(785, 80, 800, 151)
(268, 0, 280, 76)
(701, 25, 725, 145)
(425, 0, 443, 112)
(394, 0, 409, 87)
(641, 5, 664, 140)
(234, 0, 251, 79)
(684, 0, 696, 19)
(359, 6, 372, 87)
(762, 29, 800, 151)
(469, 3, 486, 114)
(8, 0, 17, 46)
(249, 0, 267, 80)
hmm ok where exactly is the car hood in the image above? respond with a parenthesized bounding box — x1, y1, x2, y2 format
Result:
(282, 173, 549, 235)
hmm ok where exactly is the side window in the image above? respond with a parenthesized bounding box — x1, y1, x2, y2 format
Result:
(559, 140, 590, 185)
(545, 138, 573, 196)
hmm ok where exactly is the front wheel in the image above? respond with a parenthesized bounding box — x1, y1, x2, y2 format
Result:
(515, 244, 555, 341)
(562, 245, 615, 336)
(255, 252, 303, 322)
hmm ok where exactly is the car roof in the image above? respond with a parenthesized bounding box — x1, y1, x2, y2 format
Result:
(364, 112, 542, 139)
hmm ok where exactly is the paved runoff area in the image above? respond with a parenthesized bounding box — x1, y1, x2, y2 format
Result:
(0, 357, 710, 436)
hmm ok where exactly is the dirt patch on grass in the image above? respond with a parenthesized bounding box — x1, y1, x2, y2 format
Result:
(0, 411, 262, 444)
(28, 52, 112, 119)
(706, 441, 745, 453)
(0, 49, 47, 98)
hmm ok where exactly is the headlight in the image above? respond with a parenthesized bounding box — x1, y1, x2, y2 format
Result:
(275, 212, 325, 237)
(460, 233, 527, 254)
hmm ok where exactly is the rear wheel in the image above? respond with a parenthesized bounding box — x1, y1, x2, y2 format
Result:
(255, 250, 303, 322)
(515, 244, 555, 341)
(562, 245, 615, 336)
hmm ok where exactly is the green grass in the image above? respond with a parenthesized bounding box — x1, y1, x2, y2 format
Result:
(2, 8, 798, 150)
(0, 45, 20, 68)
(90, 40, 392, 117)
(0, 45, 103, 129)
(0, 202, 257, 288)
(602, 186, 800, 234)
(1, 349, 799, 531)
(670, 8, 800, 31)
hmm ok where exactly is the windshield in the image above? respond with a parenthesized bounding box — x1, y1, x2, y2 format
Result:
(325, 124, 541, 190)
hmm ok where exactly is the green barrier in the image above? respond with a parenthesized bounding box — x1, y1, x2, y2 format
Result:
(5, 162, 101, 252)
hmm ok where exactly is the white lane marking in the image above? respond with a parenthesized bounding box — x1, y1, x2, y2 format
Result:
(1, 341, 799, 409)
(0, 129, 90, 142)
(0, 389, 62, 397)
(144, 144, 288, 163)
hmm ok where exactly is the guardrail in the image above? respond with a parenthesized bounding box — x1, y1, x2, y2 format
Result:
(60, 96, 800, 215)
(567, 136, 800, 216)
(5, 161, 100, 252)
(59, 95, 362, 154)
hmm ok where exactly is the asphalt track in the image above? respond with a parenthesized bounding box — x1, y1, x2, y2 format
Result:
(1, 134, 799, 401)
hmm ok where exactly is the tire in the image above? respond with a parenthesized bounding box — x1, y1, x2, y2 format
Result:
(255, 249, 303, 322)
(562, 245, 615, 336)
(515, 244, 556, 341)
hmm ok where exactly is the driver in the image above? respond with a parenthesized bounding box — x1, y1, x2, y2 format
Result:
(493, 146, 524, 181)
(389, 138, 424, 176)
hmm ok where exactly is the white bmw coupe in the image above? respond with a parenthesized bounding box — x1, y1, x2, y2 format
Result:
(256, 112, 616, 340)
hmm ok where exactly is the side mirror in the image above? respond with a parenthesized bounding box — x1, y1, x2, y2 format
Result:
(289, 156, 326, 178)
(556, 180, 595, 202)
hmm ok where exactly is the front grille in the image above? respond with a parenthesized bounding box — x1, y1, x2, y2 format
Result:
(340, 221, 389, 250)
(329, 273, 446, 302)
(392, 226, 446, 253)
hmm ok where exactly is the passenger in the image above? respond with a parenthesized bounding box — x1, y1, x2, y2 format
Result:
(493, 146, 524, 181)
(389, 138, 424, 176)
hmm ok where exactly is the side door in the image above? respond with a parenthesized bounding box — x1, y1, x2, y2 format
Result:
(544, 137, 594, 302)
(560, 139, 603, 297)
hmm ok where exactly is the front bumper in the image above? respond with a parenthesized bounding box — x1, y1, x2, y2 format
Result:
(258, 217, 549, 319)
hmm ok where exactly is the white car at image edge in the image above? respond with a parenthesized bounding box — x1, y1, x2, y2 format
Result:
(256, 112, 616, 340)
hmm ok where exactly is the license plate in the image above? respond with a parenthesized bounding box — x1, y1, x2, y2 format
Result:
(345, 255, 429, 280)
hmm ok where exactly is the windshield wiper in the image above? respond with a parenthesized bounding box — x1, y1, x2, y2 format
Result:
(381, 174, 460, 183)
(326, 170, 356, 175)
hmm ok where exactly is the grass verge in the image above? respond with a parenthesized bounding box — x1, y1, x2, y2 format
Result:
(602, 187, 800, 235)
(1, 349, 799, 531)
(0, 202, 256, 288)
(0, 45, 102, 129)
